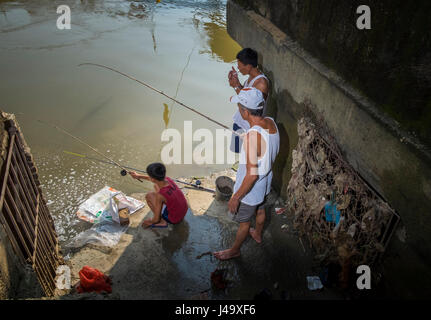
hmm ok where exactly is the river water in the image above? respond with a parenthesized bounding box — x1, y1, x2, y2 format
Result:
(0, 0, 243, 243)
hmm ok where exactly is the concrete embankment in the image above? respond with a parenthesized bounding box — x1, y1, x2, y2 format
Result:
(226, 0, 431, 297)
(55, 170, 344, 300)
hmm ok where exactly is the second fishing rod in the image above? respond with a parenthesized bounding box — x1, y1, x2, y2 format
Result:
(63, 150, 215, 193)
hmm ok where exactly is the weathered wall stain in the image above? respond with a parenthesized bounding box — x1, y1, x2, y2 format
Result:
(226, 0, 431, 297)
(233, 0, 431, 147)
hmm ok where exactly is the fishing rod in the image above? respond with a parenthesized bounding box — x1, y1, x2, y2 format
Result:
(36, 119, 144, 183)
(77, 63, 241, 137)
(63, 150, 216, 193)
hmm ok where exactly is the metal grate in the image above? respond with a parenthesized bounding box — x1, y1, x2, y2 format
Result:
(0, 120, 61, 296)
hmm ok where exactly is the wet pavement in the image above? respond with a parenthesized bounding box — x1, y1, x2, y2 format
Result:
(60, 170, 345, 300)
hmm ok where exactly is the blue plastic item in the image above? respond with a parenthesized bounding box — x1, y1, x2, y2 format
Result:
(324, 201, 340, 224)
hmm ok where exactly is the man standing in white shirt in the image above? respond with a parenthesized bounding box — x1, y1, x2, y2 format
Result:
(214, 87, 280, 261)
(228, 48, 270, 153)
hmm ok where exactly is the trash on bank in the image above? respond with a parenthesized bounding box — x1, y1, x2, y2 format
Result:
(306, 276, 323, 291)
(211, 268, 229, 290)
(275, 207, 286, 215)
(76, 186, 145, 224)
(324, 201, 340, 224)
(76, 266, 112, 294)
(67, 221, 128, 248)
(287, 117, 400, 267)
(67, 186, 145, 247)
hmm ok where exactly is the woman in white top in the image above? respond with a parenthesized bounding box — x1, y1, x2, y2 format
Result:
(228, 48, 270, 153)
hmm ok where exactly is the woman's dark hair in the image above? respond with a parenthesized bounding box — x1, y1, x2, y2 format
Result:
(146, 162, 166, 181)
(236, 48, 258, 67)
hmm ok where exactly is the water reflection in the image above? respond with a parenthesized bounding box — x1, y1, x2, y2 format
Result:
(190, 1, 242, 62)
(163, 103, 170, 127)
(0, 0, 242, 244)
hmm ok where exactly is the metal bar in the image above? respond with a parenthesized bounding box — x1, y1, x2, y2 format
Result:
(0, 207, 26, 263)
(8, 161, 37, 227)
(34, 242, 55, 284)
(0, 133, 15, 211)
(34, 255, 53, 296)
(33, 223, 57, 274)
(6, 173, 36, 239)
(12, 147, 38, 209)
(32, 194, 40, 266)
(14, 142, 58, 251)
(30, 198, 57, 271)
(1, 123, 60, 296)
(37, 204, 57, 249)
(13, 134, 40, 199)
(5, 183, 35, 254)
(3, 199, 32, 260)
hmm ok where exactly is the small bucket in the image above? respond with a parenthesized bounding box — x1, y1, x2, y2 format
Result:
(215, 176, 234, 201)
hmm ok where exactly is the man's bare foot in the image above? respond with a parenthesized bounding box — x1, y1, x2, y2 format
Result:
(213, 249, 240, 260)
(249, 228, 262, 243)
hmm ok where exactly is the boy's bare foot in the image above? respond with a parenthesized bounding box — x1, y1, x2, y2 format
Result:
(213, 249, 240, 260)
(142, 219, 154, 228)
(151, 221, 168, 227)
(142, 219, 168, 228)
(249, 228, 262, 243)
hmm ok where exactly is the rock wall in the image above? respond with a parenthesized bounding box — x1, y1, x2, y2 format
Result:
(226, 0, 431, 297)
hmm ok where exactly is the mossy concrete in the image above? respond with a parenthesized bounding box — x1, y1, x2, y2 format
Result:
(233, 0, 431, 147)
(227, 0, 431, 297)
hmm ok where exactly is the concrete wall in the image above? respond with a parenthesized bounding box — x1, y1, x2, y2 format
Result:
(233, 0, 431, 147)
(227, 0, 431, 297)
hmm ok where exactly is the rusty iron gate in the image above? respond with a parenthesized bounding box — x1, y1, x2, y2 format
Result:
(0, 120, 61, 296)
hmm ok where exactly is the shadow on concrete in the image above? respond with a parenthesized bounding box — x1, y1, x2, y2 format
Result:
(62, 188, 345, 300)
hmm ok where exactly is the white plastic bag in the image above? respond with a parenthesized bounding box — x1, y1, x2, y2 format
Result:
(66, 221, 128, 248)
(76, 186, 145, 224)
(70, 186, 145, 248)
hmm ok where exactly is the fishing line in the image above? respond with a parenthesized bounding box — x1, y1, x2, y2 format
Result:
(34, 118, 144, 183)
(78, 63, 241, 136)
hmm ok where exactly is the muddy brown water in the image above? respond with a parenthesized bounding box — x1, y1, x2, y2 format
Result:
(0, 0, 243, 243)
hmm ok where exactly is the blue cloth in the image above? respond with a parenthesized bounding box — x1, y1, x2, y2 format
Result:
(162, 205, 172, 224)
(324, 202, 340, 224)
(233, 123, 242, 153)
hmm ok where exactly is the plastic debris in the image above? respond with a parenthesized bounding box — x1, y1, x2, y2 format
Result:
(287, 117, 398, 266)
(68, 187, 144, 247)
(306, 276, 323, 291)
(211, 269, 228, 290)
(275, 207, 286, 215)
(76, 266, 112, 294)
(324, 201, 341, 224)
(76, 186, 145, 224)
(66, 220, 128, 248)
